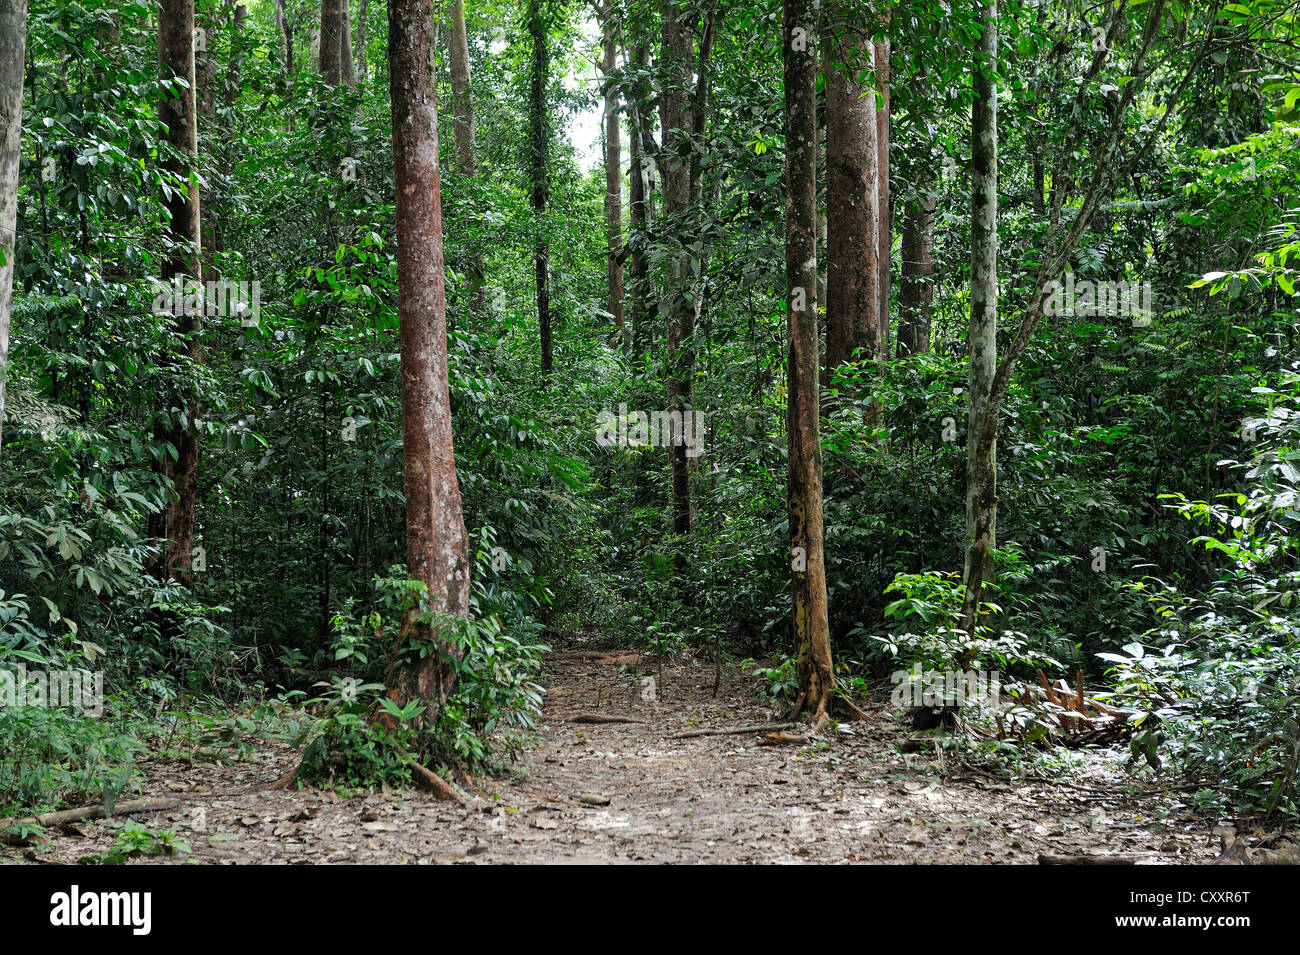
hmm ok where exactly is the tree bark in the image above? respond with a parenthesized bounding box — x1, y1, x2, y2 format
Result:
(448, 0, 484, 310)
(626, 34, 654, 354)
(149, 0, 203, 586)
(320, 0, 344, 86)
(875, 35, 891, 342)
(660, 0, 693, 536)
(785, 0, 834, 727)
(823, 21, 879, 373)
(0, 0, 26, 456)
(383, 0, 471, 720)
(958, 0, 998, 644)
(274, 0, 294, 74)
(528, 0, 552, 374)
(600, 2, 624, 338)
(341, 0, 356, 86)
(897, 180, 936, 356)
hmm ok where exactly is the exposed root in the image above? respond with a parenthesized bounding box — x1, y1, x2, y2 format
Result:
(412, 764, 466, 803)
(267, 766, 299, 791)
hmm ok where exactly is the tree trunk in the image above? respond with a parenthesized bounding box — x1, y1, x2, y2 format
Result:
(785, 0, 834, 727)
(448, 0, 484, 310)
(341, 0, 356, 86)
(383, 0, 471, 720)
(958, 0, 998, 645)
(660, 0, 693, 536)
(0, 0, 26, 456)
(627, 35, 654, 354)
(149, 0, 203, 585)
(875, 34, 891, 344)
(600, 2, 624, 339)
(355, 0, 369, 81)
(897, 179, 936, 356)
(320, 0, 343, 86)
(823, 22, 879, 373)
(274, 0, 294, 74)
(528, 0, 552, 374)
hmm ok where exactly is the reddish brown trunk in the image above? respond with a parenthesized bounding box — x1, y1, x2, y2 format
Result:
(148, 0, 203, 586)
(785, 0, 834, 725)
(823, 25, 879, 372)
(384, 0, 471, 718)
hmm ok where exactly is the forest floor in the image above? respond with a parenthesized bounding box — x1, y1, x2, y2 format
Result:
(4, 639, 1225, 865)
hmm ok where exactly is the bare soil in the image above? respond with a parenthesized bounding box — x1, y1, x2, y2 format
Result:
(3, 651, 1223, 865)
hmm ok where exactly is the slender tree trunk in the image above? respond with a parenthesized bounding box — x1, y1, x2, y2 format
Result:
(875, 34, 891, 344)
(448, 0, 484, 310)
(197, 2, 218, 281)
(320, 0, 343, 86)
(785, 0, 834, 726)
(149, 0, 203, 585)
(0, 0, 26, 456)
(275, 0, 294, 74)
(823, 23, 879, 373)
(341, 0, 356, 86)
(355, 0, 369, 82)
(383, 0, 471, 720)
(660, 0, 693, 536)
(897, 179, 936, 356)
(600, 2, 624, 338)
(958, 0, 998, 645)
(627, 35, 654, 354)
(528, 0, 552, 374)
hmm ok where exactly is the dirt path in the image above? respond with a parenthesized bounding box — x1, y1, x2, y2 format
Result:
(5, 652, 1221, 864)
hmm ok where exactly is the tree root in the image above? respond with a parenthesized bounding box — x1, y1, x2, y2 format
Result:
(412, 764, 466, 803)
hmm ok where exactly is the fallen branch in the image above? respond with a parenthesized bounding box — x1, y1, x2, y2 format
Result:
(1, 797, 181, 843)
(568, 713, 648, 724)
(668, 721, 797, 739)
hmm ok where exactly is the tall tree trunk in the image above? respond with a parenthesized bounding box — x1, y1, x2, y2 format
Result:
(448, 0, 484, 310)
(320, 0, 343, 86)
(626, 35, 654, 354)
(383, 0, 471, 722)
(355, 0, 369, 82)
(341, 0, 356, 86)
(600, 2, 624, 339)
(528, 0, 552, 374)
(149, 0, 203, 585)
(897, 179, 936, 356)
(875, 34, 891, 344)
(958, 0, 998, 645)
(785, 0, 834, 727)
(823, 22, 879, 373)
(660, 0, 693, 536)
(274, 0, 294, 74)
(197, 1, 218, 281)
(0, 0, 25, 456)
